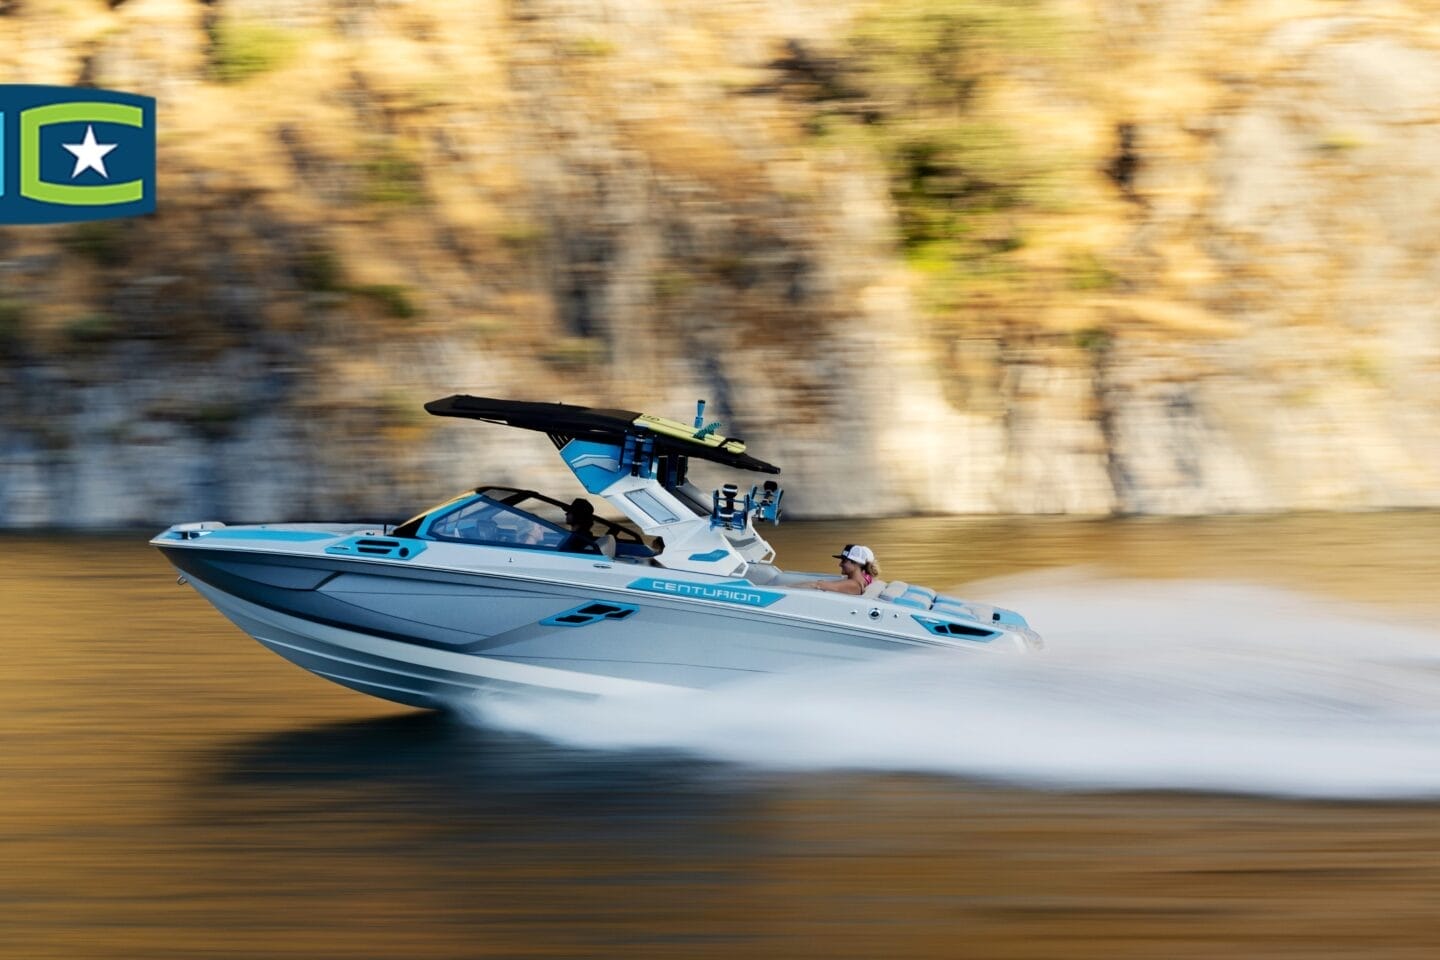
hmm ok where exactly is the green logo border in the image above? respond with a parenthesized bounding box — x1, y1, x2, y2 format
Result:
(19, 101, 145, 206)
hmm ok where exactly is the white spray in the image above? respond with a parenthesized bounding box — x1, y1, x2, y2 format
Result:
(464, 574, 1440, 799)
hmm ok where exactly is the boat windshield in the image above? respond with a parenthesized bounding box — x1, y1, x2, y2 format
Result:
(424, 494, 568, 549)
(393, 486, 650, 556)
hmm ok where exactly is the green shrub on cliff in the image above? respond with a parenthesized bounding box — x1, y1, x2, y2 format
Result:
(0, 300, 24, 358)
(61, 222, 129, 267)
(211, 18, 298, 84)
(358, 142, 427, 207)
(295, 246, 344, 293)
(63, 313, 121, 347)
(352, 284, 419, 320)
(781, 0, 1088, 319)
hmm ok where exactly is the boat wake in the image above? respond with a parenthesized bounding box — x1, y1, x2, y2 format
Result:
(462, 573, 1440, 800)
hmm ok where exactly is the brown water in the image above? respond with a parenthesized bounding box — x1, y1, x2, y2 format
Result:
(5, 516, 1440, 959)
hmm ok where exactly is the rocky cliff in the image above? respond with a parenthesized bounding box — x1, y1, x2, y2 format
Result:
(2, 0, 1439, 526)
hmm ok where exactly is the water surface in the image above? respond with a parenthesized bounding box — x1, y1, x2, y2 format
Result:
(5, 515, 1440, 958)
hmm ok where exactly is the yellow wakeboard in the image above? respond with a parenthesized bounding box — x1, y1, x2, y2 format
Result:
(633, 413, 746, 454)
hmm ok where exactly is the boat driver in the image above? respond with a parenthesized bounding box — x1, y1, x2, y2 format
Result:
(801, 544, 880, 595)
(557, 498, 599, 554)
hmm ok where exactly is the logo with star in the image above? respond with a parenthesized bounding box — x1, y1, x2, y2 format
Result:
(0, 84, 156, 224)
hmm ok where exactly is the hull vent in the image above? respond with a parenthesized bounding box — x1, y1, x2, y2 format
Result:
(911, 616, 1000, 642)
(541, 601, 640, 628)
(325, 536, 428, 561)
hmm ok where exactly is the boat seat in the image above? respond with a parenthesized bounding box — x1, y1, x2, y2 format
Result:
(862, 578, 888, 599)
(876, 581, 946, 610)
(931, 597, 976, 620)
(879, 581, 909, 602)
(594, 534, 617, 559)
(746, 564, 781, 585)
(892, 584, 937, 610)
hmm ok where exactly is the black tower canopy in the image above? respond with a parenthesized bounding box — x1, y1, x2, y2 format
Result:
(425, 395, 781, 475)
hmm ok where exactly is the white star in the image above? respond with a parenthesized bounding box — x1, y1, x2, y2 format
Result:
(62, 125, 118, 179)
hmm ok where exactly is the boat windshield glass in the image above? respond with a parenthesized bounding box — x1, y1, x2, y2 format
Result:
(425, 495, 567, 549)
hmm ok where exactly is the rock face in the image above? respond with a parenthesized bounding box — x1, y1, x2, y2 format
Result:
(2, 0, 1440, 526)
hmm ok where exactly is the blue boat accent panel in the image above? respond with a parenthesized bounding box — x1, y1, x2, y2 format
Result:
(540, 601, 640, 628)
(626, 576, 783, 608)
(561, 439, 628, 494)
(202, 529, 336, 543)
(687, 549, 730, 562)
(326, 536, 427, 561)
(910, 616, 1000, 642)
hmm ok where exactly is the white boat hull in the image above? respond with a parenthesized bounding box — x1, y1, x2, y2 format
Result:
(191, 578, 680, 708)
(160, 533, 1028, 711)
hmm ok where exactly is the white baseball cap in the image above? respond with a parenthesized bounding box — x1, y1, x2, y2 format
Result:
(832, 544, 875, 565)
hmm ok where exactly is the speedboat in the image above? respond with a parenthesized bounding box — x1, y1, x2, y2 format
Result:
(152, 396, 1043, 709)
